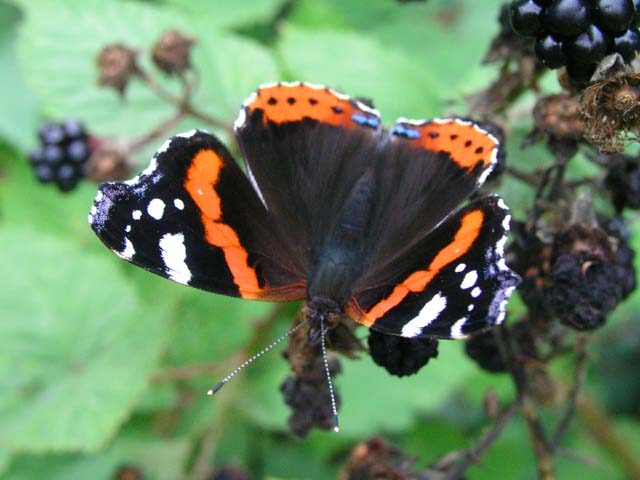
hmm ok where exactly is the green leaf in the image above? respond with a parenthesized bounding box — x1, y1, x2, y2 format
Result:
(15, 0, 191, 137)
(338, 340, 476, 437)
(0, 145, 101, 241)
(4, 436, 190, 480)
(165, 0, 284, 29)
(0, 2, 38, 150)
(0, 228, 171, 453)
(278, 26, 444, 122)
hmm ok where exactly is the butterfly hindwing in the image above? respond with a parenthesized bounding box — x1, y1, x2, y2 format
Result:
(345, 195, 520, 339)
(89, 130, 307, 301)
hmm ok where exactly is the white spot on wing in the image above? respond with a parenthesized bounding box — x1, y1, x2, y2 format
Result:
(468, 304, 475, 312)
(157, 139, 172, 154)
(174, 198, 184, 210)
(460, 270, 478, 290)
(121, 237, 135, 260)
(471, 286, 482, 298)
(455, 263, 466, 273)
(234, 108, 247, 130)
(125, 225, 131, 233)
(176, 129, 197, 139)
(147, 198, 165, 220)
(132, 210, 142, 220)
(450, 318, 468, 338)
(401, 292, 447, 337)
(159, 233, 191, 285)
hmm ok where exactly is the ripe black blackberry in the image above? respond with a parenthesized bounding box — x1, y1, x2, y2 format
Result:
(509, 0, 640, 85)
(29, 119, 91, 192)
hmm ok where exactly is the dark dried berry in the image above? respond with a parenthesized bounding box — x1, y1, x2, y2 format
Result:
(614, 27, 640, 60)
(605, 153, 640, 210)
(543, 0, 590, 37)
(603, 217, 637, 299)
(510, 0, 544, 37)
(593, 0, 635, 34)
(151, 29, 195, 75)
(465, 331, 506, 373)
(368, 330, 438, 377)
(535, 34, 567, 68)
(96, 44, 139, 95)
(566, 24, 610, 64)
(548, 225, 623, 331)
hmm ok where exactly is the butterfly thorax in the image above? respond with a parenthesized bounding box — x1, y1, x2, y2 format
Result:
(308, 168, 376, 306)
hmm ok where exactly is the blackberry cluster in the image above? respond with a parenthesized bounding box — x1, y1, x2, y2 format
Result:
(509, 0, 640, 84)
(29, 120, 90, 192)
(368, 330, 438, 377)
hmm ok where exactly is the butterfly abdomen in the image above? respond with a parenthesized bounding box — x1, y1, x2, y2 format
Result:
(308, 169, 376, 305)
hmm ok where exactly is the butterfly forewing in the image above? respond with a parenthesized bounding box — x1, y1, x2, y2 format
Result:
(90, 130, 307, 301)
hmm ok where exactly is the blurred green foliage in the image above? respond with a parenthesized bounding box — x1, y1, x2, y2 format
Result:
(1, 0, 639, 479)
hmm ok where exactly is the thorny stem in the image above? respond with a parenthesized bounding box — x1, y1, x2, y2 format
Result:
(552, 334, 588, 449)
(127, 110, 183, 153)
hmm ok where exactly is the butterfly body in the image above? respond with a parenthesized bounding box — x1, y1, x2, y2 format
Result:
(90, 81, 519, 341)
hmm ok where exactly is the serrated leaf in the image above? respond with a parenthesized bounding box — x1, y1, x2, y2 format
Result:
(0, 228, 171, 453)
(278, 26, 444, 122)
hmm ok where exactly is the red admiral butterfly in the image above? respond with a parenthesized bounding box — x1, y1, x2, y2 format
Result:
(89, 81, 519, 410)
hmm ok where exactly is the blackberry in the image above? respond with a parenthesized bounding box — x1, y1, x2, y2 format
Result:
(614, 27, 640, 59)
(508, 0, 640, 85)
(535, 34, 566, 68)
(368, 330, 438, 377)
(544, 0, 590, 37)
(509, 0, 544, 37)
(594, 0, 635, 34)
(29, 119, 91, 192)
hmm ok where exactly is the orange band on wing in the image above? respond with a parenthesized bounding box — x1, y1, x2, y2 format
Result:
(348, 209, 484, 326)
(185, 150, 261, 299)
(247, 84, 371, 128)
(412, 121, 497, 170)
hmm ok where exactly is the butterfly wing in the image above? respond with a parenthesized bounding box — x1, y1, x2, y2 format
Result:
(234, 81, 384, 267)
(346, 195, 520, 339)
(89, 130, 307, 301)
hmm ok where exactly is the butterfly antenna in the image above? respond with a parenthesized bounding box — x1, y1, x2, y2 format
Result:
(207, 317, 310, 396)
(320, 317, 340, 433)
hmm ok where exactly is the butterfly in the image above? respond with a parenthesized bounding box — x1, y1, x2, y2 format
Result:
(89, 81, 519, 364)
